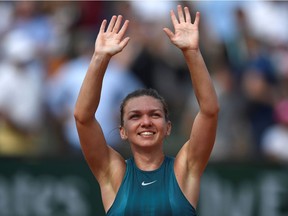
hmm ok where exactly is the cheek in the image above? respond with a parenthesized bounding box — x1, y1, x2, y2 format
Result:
(122, 121, 137, 133)
(156, 120, 170, 131)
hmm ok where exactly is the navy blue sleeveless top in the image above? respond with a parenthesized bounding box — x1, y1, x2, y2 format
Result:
(106, 156, 197, 216)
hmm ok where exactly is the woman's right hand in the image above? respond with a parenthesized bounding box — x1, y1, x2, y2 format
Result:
(95, 15, 130, 57)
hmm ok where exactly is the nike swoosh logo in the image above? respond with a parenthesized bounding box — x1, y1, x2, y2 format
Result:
(141, 180, 157, 186)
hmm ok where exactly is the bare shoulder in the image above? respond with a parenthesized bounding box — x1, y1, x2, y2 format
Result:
(99, 148, 127, 212)
(76, 118, 126, 207)
(174, 141, 201, 208)
(100, 147, 127, 186)
(174, 141, 190, 184)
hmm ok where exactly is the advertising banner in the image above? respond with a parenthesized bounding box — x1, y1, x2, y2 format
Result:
(0, 158, 287, 216)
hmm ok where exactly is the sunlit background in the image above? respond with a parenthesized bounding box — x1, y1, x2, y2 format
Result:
(0, 1, 287, 216)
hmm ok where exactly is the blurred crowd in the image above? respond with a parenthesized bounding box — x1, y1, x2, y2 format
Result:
(0, 1, 287, 163)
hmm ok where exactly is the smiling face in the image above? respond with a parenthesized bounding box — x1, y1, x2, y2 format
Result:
(120, 95, 171, 149)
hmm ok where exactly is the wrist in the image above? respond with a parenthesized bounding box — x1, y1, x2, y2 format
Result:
(182, 48, 201, 57)
(92, 51, 112, 62)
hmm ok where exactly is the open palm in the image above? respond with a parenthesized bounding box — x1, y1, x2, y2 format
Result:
(95, 15, 130, 57)
(164, 5, 200, 51)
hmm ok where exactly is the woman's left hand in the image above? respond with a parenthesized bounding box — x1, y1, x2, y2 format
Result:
(163, 5, 200, 51)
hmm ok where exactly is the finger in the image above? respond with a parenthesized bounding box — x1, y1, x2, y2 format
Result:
(117, 20, 129, 39)
(163, 27, 174, 39)
(170, 10, 179, 26)
(193, 11, 200, 26)
(177, 5, 185, 22)
(184, 7, 191, 23)
(99, 19, 107, 33)
(119, 37, 130, 49)
(107, 15, 117, 32)
(113, 15, 123, 33)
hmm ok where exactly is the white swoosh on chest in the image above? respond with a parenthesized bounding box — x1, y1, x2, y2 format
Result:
(141, 180, 157, 186)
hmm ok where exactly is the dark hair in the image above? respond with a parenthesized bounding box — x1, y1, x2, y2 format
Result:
(120, 88, 169, 126)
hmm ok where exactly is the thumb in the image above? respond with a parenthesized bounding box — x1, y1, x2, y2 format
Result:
(163, 28, 174, 39)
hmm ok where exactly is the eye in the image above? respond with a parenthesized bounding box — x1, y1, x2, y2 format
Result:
(129, 114, 140, 120)
(152, 113, 161, 118)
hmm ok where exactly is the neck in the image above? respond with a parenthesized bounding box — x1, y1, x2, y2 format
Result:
(132, 149, 165, 171)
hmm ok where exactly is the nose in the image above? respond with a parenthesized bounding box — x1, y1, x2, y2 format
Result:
(140, 115, 152, 127)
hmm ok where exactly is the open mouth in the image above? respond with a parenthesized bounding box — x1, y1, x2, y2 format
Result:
(138, 131, 156, 137)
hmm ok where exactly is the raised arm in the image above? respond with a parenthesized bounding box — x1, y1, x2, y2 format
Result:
(164, 5, 219, 178)
(74, 16, 129, 184)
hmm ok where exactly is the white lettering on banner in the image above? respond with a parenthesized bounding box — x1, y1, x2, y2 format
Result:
(199, 172, 288, 216)
(0, 172, 90, 216)
(199, 174, 254, 216)
(259, 173, 284, 216)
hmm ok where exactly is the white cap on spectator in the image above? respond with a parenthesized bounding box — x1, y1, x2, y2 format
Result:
(130, 1, 176, 22)
(2, 29, 37, 63)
